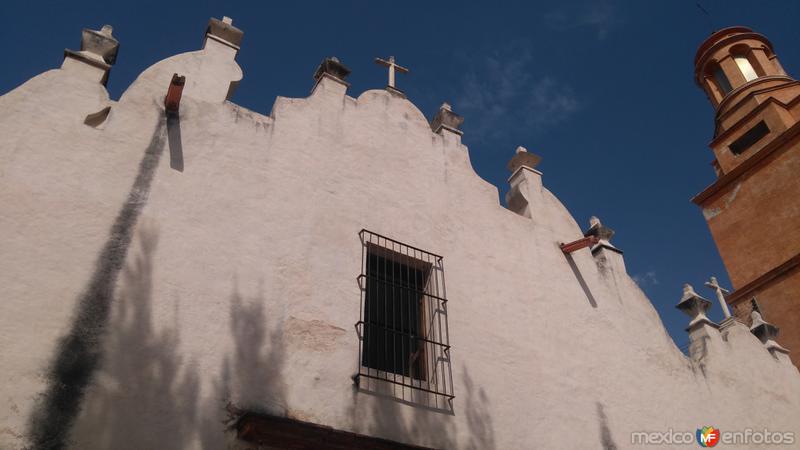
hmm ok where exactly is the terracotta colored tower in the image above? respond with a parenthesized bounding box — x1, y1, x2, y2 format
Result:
(693, 27, 800, 362)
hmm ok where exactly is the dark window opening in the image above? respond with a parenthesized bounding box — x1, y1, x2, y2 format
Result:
(713, 65, 733, 95)
(362, 245, 429, 380)
(729, 120, 770, 155)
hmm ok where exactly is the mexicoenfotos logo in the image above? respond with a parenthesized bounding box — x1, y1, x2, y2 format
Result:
(631, 427, 795, 446)
(696, 426, 720, 447)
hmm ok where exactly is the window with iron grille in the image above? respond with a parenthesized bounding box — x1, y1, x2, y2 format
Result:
(355, 230, 454, 405)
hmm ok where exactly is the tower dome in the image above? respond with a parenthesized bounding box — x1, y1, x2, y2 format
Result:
(694, 27, 791, 111)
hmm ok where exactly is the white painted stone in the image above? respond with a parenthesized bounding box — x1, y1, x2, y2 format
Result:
(60, 56, 108, 84)
(505, 166, 543, 219)
(1, 23, 799, 450)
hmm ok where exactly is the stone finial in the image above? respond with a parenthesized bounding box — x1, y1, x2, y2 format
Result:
(65, 24, 119, 65)
(206, 16, 244, 48)
(750, 311, 789, 355)
(679, 283, 702, 304)
(583, 216, 622, 262)
(506, 146, 542, 173)
(585, 216, 615, 242)
(62, 24, 120, 85)
(431, 102, 464, 135)
(505, 145, 543, 218)
(750, 310, 769, 330)
(313, 57, 351, 84)
(78, 25, 119, 64)
(676, 283, 718, 330)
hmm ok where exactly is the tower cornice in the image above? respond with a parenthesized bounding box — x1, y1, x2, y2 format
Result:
(712, 80, 800, 140)
(691, 119, 800, 205)
(713, 76, 796, 120)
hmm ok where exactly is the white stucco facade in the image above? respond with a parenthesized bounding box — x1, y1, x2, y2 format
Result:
(2, 19, 800, 449)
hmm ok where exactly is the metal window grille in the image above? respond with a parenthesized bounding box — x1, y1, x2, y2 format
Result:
(354, 229, 454, 405)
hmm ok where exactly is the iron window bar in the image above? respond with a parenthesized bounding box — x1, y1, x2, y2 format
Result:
(354, 320, 450, 351)
(356, 274, 449, 304)
(354, 229, 455, 405)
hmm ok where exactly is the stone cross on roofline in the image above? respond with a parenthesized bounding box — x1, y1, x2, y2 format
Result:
(704, 276, 733, 320)
(374, 56, 409, 89)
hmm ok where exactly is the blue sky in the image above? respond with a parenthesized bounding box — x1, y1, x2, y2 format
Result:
(2, 1, 798, 347)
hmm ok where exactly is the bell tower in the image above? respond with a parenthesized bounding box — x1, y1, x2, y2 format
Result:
(692, 27, 800, 364)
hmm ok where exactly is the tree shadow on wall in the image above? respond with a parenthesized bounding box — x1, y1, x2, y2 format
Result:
(67, 233, 289, 449)
(461, 368, 495, 450)
(68, 225, 202, 450)
(197, 284, 288, 448)
(356, 365, 496, 449)
(358, 388, 457, 450)
(27, 119, 167, 449)
(596, 402, 619, 450)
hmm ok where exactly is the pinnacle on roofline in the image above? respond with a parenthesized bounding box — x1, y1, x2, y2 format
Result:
(206, 15, 243, 49)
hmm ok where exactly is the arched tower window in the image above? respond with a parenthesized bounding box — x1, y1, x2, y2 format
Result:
(734, 55, 758, 82)
(712, 64, 733, 95)
(730, 44, 765, 83)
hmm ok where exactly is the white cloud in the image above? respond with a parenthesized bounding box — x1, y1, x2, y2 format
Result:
(632, 271, 659, 287)
(544, 2, 622, 40)
(455, 43, 580, 141)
